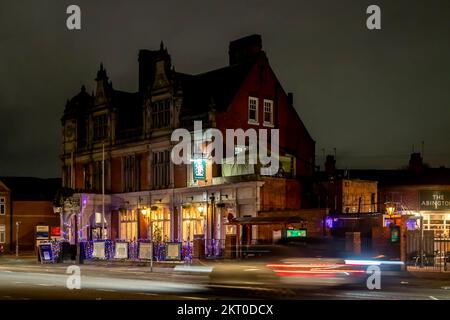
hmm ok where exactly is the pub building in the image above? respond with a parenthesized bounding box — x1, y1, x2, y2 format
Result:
(58, 35, 315, 254)
(322, 152, 450, 239)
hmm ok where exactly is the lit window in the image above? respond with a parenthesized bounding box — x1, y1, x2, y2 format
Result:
(263, 99, 273, 126)
(0, 225, 5, 243)
(120, 210, 138, 241)
(248, 97, 258, 124)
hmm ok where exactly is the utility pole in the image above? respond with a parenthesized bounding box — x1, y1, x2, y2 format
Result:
(102, 143, 105, 239)
(15, 221, 21, 258)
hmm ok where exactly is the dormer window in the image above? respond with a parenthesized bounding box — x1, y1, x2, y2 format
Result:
(152, 99, 171, 129)
(248, 97, 258, 124)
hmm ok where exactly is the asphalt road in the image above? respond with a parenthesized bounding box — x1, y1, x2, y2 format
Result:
(0, 257, 449, 300)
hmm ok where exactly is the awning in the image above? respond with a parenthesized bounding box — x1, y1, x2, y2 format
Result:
(226, 216, 306, 225)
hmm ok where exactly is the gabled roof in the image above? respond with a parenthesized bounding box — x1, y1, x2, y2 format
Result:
(0, 180, 10, 192)
(177, 57, 259, 125)
(62, 85, 94, 120)
(194, 58, 257, 111)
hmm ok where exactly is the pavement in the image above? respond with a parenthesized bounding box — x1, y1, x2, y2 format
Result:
(0, 253, 450, 300)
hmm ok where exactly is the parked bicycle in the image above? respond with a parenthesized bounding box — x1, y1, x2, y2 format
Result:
(413, 253, 430, 267)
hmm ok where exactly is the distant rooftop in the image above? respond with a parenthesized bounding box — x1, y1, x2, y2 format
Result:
(0, 177, 61, 201)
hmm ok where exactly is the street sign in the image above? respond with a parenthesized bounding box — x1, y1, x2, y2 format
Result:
(286, 229, 307, 238)
(36, 226, 49, 240)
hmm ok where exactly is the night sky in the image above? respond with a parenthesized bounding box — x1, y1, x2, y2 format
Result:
(1, 0, 450, 178)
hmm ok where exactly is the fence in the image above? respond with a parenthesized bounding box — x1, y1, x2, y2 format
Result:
(48, 240, 194, 263)
(406, 230, 450, 272)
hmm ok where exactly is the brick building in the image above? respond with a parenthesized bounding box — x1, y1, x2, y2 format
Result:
(315, 155, 378, 214)
(59, 35, 315, 247)
(318, 153, 450, 240)
(0, 177, 61, 252)
(0, 180, 11, 251)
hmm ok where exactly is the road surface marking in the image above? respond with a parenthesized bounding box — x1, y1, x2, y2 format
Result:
(244, 268, 260, 271)
(429, 296, 439, 300)
(179, 296, 207, 300)
(37, 283, 54, 287)
(137, 292, 157, 296)
(97, 289, 116, 292)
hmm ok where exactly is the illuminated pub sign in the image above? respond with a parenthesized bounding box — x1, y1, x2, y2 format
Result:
(193, 159, 206, 180)
(419, 191, 450, 211)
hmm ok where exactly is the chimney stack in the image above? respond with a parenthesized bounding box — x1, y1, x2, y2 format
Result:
(409, 152, 423, 174)
(228, 34, 262, 65)
(325, 155, 336, 176)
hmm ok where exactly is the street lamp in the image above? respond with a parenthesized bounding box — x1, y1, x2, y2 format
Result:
(386, 202, 396, 216)
(15, 221, 21, 258)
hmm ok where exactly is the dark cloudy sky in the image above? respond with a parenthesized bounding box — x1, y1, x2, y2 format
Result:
(1, 0, 450, 178)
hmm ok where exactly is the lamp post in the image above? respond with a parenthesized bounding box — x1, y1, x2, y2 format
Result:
(15, 221, 21, 258)
(198, 205, 205, 241)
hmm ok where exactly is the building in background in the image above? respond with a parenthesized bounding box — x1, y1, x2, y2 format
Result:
(0, 177, 61, 252)
(0, 181, 11, 252)
(316, 153, 450, 265)
(315, 155, 378, 214)
(59, 34, 315, 249)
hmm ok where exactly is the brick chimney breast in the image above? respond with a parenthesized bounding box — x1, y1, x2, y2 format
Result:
(228, 34, 262, 65)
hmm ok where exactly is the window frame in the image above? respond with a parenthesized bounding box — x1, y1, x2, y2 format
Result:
(0, 197, 5, 215)
(93, 113, 108, 141)
(0, 224, 5, 243)
(263, 99, 274, 127)
(248, 96, 259, 125)
(151, 99, 171, 129)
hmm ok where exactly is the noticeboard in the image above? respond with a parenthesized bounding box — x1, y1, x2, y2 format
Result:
(92, 241, 106, 259)
(114, 242, 129, 259)
(138, 242, 153, 260)
(165, 242, 182, 261)
(38, 243, 53, 263)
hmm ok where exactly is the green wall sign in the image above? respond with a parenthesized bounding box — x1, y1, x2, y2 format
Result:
(286, 229, 307, 238)
(193, 159, 206, 180)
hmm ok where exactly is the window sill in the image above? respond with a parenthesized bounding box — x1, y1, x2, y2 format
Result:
(263, 122, 274, 128)
(248, 120, 259, 126)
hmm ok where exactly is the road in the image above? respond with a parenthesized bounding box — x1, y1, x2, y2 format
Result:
(0, 257, 449, 300)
